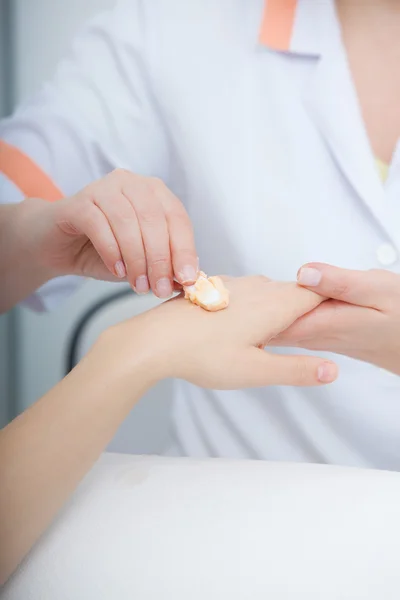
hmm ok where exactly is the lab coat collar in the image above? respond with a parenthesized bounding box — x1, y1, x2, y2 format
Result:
(259, 0, 399, 248)
(258, 0, 323, 57)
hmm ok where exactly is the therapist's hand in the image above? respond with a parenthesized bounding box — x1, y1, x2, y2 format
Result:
(102, 275, 338, 389)
(274, 263, 400, 375)
(27, 169, 198, 297)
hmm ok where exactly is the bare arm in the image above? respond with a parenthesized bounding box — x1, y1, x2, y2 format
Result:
(0, 276, 336, 585)
(0, 329, 157, 585)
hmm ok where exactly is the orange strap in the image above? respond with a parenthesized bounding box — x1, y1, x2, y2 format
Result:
(259, 0, 297, 51)
(0, 140, 63, 201)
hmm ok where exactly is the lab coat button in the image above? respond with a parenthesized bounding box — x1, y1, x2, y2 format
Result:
(376, 243, 398, 266)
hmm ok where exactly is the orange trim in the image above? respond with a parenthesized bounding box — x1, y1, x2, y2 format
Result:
(259, 0, 297, 51)
(0, 140, 63, 201)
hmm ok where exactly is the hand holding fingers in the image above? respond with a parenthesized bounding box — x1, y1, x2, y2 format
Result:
(297, 263, 400, 310)
(271, 299, 360, 348)
(221, 278, 326, 344)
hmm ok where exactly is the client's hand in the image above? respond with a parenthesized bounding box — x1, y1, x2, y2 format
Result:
(99, 275, 338, 389)
(0, 275, 337, 584)
(274, 263, 400, 376)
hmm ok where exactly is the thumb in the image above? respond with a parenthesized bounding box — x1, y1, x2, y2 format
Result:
(238, 348, 338, 387)
(296, 263, 395, 308)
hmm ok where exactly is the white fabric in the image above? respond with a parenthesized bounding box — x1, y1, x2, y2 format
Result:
(2, 0, 400, 467)
(3, 453, 400, 599)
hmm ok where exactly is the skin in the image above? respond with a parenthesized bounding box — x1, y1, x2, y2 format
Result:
(280, 0, 400, 362)
(0, 276, 338, 584)
(2, 2, 399, 317)
(0, 169, 199, 313)
(1, 0, 400, 581)
(336, 0, 400, 161)
(274, 263, 400, 376)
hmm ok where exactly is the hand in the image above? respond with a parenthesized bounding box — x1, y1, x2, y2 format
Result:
(26, 169, 198, 297)
(0, 275, 337, 583)
(274, 263, 400, 375)
(101, 275, 338, 389)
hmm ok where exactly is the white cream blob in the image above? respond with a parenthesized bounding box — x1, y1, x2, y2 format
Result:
(202, 289, 221, 305)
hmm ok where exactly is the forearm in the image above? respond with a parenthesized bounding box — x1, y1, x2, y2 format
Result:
(0, 202, 52, 313)
(0, 332, 156, 584)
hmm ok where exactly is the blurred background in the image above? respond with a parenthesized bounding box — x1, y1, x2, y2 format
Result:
(0, 0, 173, 453)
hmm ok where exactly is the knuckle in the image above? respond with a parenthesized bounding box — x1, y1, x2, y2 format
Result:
(150, 255, 170, 267)
(78, 186, 95, 204)
(168, 205, 190, 224)
(148, 255, 171, 277)
(147, 176, 165, 195)
(331, 281, 351, 299)
(80, 201, 97, 226)
(112, 167, 131, 179)
(127, 255, 147, 271)
(109, 203, 134, 224)
(140, 208, 163, 225)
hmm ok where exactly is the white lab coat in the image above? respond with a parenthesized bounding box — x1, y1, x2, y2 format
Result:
(1, 0, 400, 468)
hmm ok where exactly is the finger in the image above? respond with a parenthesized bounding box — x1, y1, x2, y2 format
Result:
(159, 186, 198, 284)
(262, 282, 325, 338)
(272, 300, 353, 347)
(94, 193, 149, 294)
(71, 202, 124, 279)
(273, 301, 377, 353)
(297, 263, 398, 309)
(123, 179, 173, 299)
(279, 282, 324, 319)
(236, 348, 338, 387)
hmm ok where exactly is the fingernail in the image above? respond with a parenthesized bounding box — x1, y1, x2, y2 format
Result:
(179, 265, 197, 284)
(156, 277, 173, 298)
(115, 260, 126, 279)
(317, 362, 337, 383)
(297, 267, 322, 287)
(134, 275, 149, 295)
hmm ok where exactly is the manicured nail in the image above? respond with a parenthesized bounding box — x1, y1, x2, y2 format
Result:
(115, 260, 126, 279)
(135, 275, 149, 295)
(179, 265, 197, 284)
(317, 362, 337, 383)
(156, 278, 173, 298)
(297, 267, 322, 287)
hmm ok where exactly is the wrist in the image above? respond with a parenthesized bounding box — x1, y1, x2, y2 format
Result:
(377, 351, 400, 377)
(17, 198, 59, 281)
(358, 345, 400, 377)
(0, 201, 55, 311)
(88, 319, 169, 392)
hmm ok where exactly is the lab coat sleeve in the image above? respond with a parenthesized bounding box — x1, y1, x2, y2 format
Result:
(0, 0, 169, 312)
